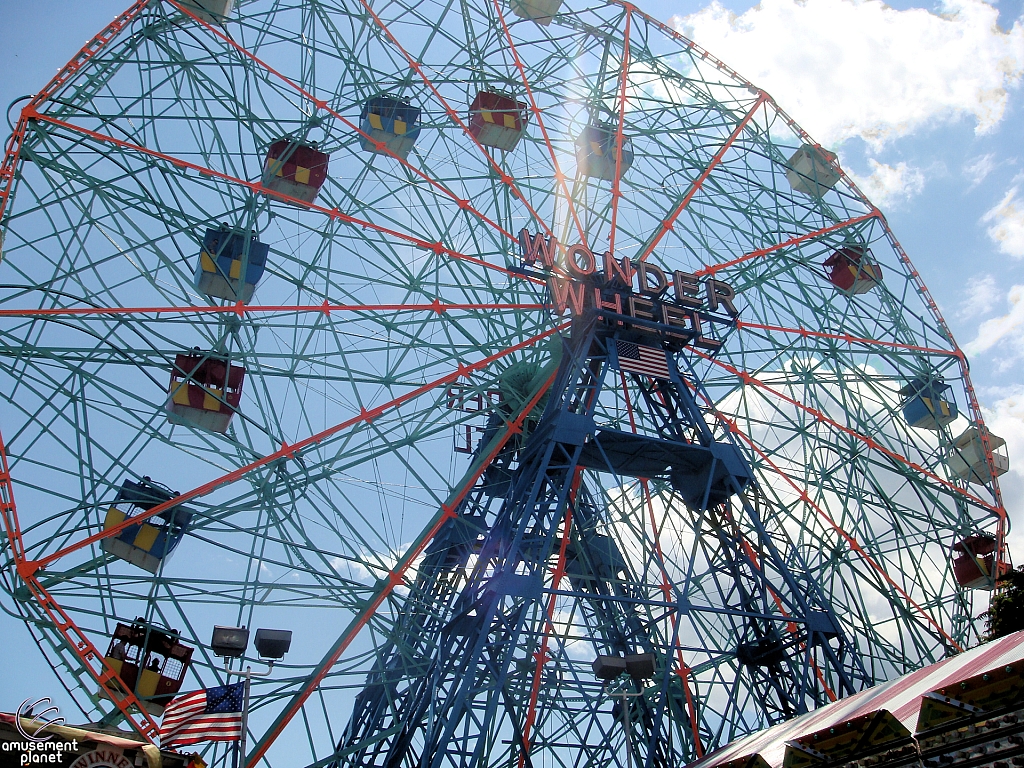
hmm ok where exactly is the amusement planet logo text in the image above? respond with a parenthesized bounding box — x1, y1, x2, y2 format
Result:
(4, 698, 77, 766)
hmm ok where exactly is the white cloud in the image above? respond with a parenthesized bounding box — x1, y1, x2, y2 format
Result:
(964, 284, 1024, 356)
(673, 0, 1024, 149)
(958, 274, 998, 320)
(848, 159, 925, 207)
(964, 154, 997, 189)
(982, 186, 1024, 257)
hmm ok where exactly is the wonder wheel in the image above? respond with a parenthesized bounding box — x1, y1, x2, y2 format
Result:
(0, 0, 1009, 767)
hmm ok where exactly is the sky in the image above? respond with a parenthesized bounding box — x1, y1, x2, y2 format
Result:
(1, 0, 1023, 734)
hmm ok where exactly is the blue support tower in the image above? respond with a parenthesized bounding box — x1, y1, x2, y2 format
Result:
(333, 307, 871, 768)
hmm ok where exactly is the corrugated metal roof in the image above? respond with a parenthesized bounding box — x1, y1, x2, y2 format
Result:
(687, 629, 1024, 768)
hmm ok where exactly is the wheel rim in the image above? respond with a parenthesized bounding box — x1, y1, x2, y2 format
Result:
(0, 1, 1004, 766)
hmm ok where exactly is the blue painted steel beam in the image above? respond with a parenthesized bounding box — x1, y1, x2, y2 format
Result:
(330, 315, 870, 768)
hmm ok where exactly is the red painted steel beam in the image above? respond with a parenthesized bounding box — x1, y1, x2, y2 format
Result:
(490, 0, 588, 247)
(636, 93, 768, 265)
(694, 212, 879, 277)
(518, 478, 577, 766)
(245, 361, 563, 768)
(734, 535, 838, 703)
(19, 323, 567, 577)
(519, 351, 612, 764)
(691, 348, 1003, 517)
(26, 110, 539, 286)
(639, 477, 705, 755)
(0, 301, 547, 318)
(734, 319, 960, 358)
(164, 0, 524, 252)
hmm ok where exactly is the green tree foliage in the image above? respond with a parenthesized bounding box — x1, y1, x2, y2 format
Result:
(984, 565, 1024, 641)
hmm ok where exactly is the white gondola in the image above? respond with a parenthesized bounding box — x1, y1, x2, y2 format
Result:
(946, 427, 1009, 485)
(786, 144, 840, 197)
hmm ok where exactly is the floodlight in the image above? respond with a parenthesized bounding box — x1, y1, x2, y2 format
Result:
(624, 653, 656, 680)
(254, 628, 292, 660)
(592, 655, 627, 680)
(211, 625, 249, 658)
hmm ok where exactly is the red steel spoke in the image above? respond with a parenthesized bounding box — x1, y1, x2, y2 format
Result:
(345, 0, 556, 244)
(0, 433, 161, 742)
(163, 0, 527, 251)
(814, 661, 839, 702)
(694, 213, 878, 277)
(736, 537, 837, 703)
(718, 411, 962, 650)
(247, 365, 562, 767)
(491, 0, 587, 246)
(641, 478, 705, 755)
(0, 436, 26, 567)
(26, 110, 540, 286)
(519, 359, 611, 764)
(734, 319, 960, 358)
(0, 119, 29, 227)
(636, 93, 768, 264)
(519, 474, 578, 767)
(607, 7, 633, 256)
(690, 347, 1003, 517)
(18, 323, 568, 577)
(0, 301, 547, 319)
(620, 371, 704, 754)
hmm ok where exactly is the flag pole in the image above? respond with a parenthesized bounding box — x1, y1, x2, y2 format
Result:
(225, 661, 273, 768)
(238, 667, 251, 768)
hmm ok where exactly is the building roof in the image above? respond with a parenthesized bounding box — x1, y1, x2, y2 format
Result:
(0, 712, 192, 768)
(687, 629, 1024, 768)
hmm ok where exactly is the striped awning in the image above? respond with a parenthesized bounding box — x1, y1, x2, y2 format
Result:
(688, 629, 1024, 768)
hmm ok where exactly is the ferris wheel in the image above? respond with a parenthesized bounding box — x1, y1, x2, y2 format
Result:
(0, 0, 1010, 767)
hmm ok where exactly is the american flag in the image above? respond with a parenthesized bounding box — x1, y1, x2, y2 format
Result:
(160, 682, 244, 748)
(615, 340, 671, 380)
